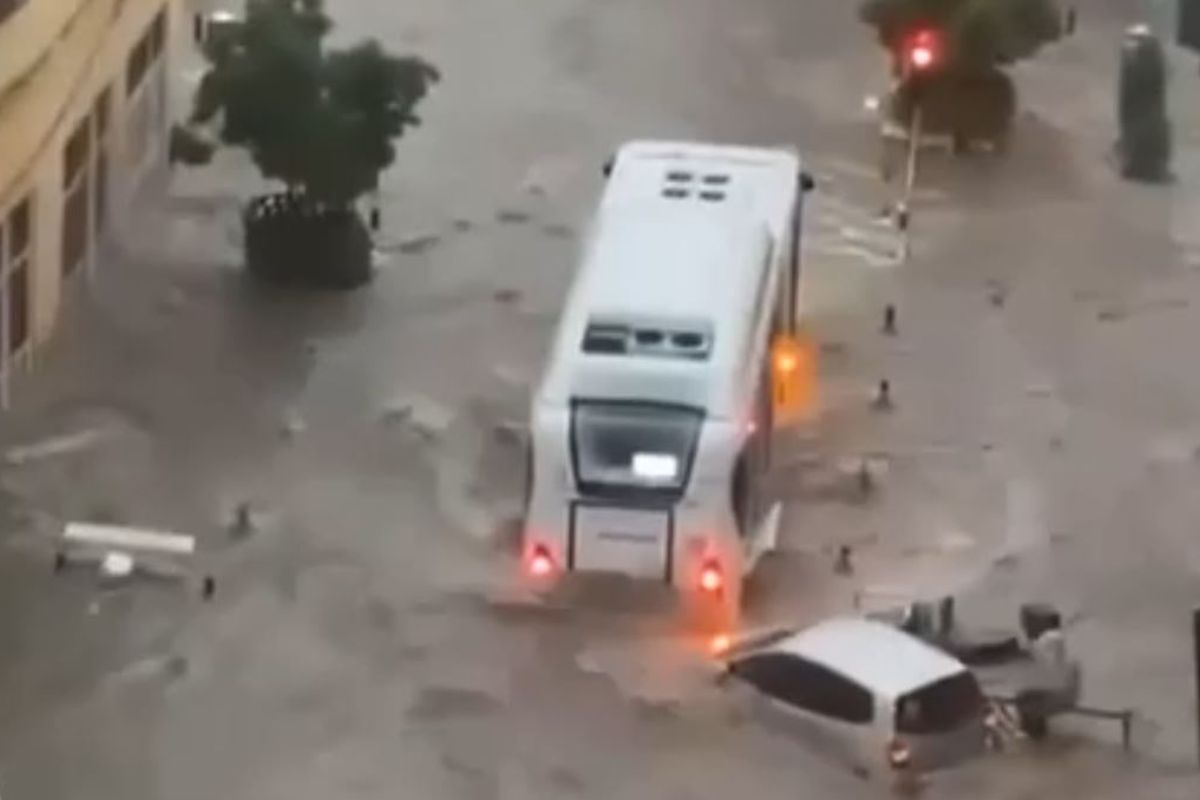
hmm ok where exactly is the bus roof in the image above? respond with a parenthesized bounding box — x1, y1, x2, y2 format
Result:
(605, 140, 801, 242)
(537, 141, 803, 417)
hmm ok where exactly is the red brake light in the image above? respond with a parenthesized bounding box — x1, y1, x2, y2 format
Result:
(887, 738, 911, 769)
(709, 633, 732, 656)
(528, 544, 554, 578)
(699, 560, 723, 594)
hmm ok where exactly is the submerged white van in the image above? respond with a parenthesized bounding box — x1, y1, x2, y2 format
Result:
(722, 617, 988, 777)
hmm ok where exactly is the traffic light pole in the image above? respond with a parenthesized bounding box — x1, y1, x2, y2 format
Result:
(903, 107, 922, 208)
(893, 68, 926, 265)
(899, 104, 922, 264)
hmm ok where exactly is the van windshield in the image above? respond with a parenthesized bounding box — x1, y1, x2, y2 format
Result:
(570, 400, 704, 497)
(895, 672, 985, 735)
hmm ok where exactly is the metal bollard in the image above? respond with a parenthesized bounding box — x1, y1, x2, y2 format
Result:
(873, 379, 893, 411)
(883, 304, 897, 335)
(835, 545, 854, 575)
(857, 459, 874, 497)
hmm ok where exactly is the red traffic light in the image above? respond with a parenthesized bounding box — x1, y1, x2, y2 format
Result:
(904, 29, 941, 72)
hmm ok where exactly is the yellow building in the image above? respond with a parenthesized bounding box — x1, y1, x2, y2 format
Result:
(0, 0, 182, 406)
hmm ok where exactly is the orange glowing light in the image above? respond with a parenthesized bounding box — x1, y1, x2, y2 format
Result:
(774, 350, 798, 374)
(771, 332, 818, 424)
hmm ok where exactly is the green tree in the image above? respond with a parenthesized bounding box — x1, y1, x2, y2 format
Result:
(860, 0, 1063, 73)
(176, 0, 440, 207)
(860, 0, 1063, 146)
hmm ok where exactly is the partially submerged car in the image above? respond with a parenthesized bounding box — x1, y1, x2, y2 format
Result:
(719, 617, 988, 778)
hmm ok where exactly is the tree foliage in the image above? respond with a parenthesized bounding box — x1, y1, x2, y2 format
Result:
(860, 0, 1063, 72)
(185, 0, 440, 205)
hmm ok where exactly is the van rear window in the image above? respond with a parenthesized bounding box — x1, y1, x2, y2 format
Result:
(895, 672, 984, 735)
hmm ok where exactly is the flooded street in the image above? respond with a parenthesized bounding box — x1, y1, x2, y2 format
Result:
(0, 0, 1198, 797)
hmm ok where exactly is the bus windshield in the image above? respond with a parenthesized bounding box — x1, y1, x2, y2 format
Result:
(570, 400, 704, 496)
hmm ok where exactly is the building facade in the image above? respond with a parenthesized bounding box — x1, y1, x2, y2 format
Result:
(0, 0, 182, 407)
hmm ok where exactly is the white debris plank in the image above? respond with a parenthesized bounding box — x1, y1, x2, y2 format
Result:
(64, 522, 195, 556)
(5, 429, 108, 465)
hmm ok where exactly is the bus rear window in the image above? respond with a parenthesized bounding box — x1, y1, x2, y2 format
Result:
(895, 672, 985, 735)
(570, 401, 703, 496)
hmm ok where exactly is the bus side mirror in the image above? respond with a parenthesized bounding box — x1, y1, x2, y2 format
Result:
(799, 171, 815, 192)
(602, 157, 614, 178)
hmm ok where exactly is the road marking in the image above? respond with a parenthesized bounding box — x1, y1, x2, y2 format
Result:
(805, 242, 898, 270)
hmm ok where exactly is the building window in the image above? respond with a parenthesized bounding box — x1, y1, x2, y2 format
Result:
(62, 120, 91, 277)
(0, 0, 27, 27)
(1, 196, 33, 361)
(94, 85, 111, 139)
(149, 9, 166, 60)
(92, 87, 113, 231)
(126, 10, 169, 172)
(126, 39, 150, 96)
(127, 9, 168, 96)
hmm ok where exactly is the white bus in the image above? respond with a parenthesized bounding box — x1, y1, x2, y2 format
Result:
(521, 140, 812, 629)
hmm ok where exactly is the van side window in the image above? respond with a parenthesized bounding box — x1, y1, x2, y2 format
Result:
(733, 653, 874, 724)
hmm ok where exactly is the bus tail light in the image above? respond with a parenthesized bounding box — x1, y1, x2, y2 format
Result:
(699, 560, 723, 594)
(528, 544, 555, 578)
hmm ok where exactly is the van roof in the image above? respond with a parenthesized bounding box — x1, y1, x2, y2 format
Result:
(768, 617, 968, 700)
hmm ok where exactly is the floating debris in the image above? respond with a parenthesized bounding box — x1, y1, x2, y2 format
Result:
(542, 223, 574, 239)
(496, 209, 532, 224)
(394, 233, 441, 255)
(5, 428, 111, 466)
(100, 551, 135, 580)
(380, 393, 452, 439)
(280, 409, 306, 439)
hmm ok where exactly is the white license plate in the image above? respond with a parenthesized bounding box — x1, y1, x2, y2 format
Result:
(573, 506, 670, 580)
